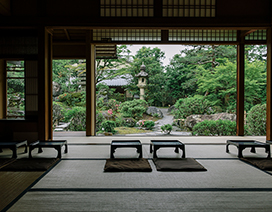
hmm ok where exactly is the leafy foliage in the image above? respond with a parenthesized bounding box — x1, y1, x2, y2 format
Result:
(126, 46, 166, 106)
(173, 96, 213, 119)
(192, 120, 236, 136)
(101, 120, 116, 133)
(143, 120, 155, 130)
(161, 124, 173, 134)
(119, 99, 148, 119)
(196, 60, 266, 112)
(65, 107, 86, 131)
(52, 102, 65, 126)
(57, 92, 85, 107)
(246, 104, 266, 136)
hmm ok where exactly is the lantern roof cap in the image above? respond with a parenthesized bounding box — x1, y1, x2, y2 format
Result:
(135, 62, 148, 77)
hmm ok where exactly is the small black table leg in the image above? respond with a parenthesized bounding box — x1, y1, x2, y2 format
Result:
(29, 146, 33, 158)
(54, 146, 62, 158)
(64, 144, 68, 153)
(238, 147, 245, 158)
(11, 147, 17, 158)
(110, 146, 116, 158)
(250, 147, 256, 153)
(38, 147, 43, 153)
(226, 144, 230, 153)
(150, 144, 153, 153)
(137, 146, 143, 158)
(181, 146, 185, 158)
(153, 146, 159, 158)
(174, 147, 179, 153)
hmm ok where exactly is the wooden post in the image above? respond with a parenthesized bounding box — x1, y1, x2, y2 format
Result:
(236, 31, 245, 136)
(86, 30, 96, 136)
(0, 59, 6, 119)
(38, 27, 53, 140)
(267, 28, 272, 141)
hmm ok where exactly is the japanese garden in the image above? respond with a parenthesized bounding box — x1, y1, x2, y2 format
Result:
(45, 45, 266, 136)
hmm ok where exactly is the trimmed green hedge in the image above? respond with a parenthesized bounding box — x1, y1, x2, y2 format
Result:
(246, 104, 266, 136)
(192, 119, 236, 136)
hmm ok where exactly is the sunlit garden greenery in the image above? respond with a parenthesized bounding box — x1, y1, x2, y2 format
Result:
(52, 44, 267, 136)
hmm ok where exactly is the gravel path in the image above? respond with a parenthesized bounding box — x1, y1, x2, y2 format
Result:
(144, 108, 191, 136)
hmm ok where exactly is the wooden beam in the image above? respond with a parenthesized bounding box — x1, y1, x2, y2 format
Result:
(86, 31, 96, 136)
(64, 29, 71, 40)
(0, 60, 6, 118)
(240, 29, 257, 37)
(236, 31, 245, 136)
(38, 27, 52, 140)
(267, 28, 272, 141)
(0, 0, 10, 16)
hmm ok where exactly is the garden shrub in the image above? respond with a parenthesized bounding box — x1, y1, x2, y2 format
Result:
(173, 96, 213, 119)
(101, 120, 116, 133)
(246, 104, 266, 136)
(122, 117, 136, 127)
(192, 119, 236, 136)
(107, 99, 120, 113)
(137, 120, 155, 130)
(57, 91, 85, 106)
(144, 120, 155, 130)
(52, 102, 65, 126)
(161, 124, 173, 134)
(96, 111, 105, 131)
(66, 106, 86, 131)
(119, 99, 148, 119)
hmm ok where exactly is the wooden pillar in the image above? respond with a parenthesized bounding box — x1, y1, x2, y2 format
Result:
(0, 59, 6, 119)
(267, 28, 272, 141)
(236, 31, 245, 136)
(86, 31, 96, 136)
(38, 27, 53, 140)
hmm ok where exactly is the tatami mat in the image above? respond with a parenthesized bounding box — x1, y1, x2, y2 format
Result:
(8, 191, 272, 212)
(3, 136, 272, 212)
(32, 159, 272, 189)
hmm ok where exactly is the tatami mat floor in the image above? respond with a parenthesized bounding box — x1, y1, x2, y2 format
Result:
(2, 136, 272, 212)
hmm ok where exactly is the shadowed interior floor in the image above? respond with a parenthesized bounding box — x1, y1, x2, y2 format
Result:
(1, 136, 272, 212)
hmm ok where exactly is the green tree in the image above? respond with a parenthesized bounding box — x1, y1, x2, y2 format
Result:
(126, 46, 166, 106)
(196, 60, 266, 112)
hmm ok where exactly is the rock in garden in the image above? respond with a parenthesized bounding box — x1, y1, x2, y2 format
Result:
(184, 113, 236, 130)
(167, 105, 176, 113)
(146, 106, 163, 118)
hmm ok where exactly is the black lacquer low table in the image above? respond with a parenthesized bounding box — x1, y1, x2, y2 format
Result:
(0, 140, 28, 158)
(110, 140, 142, 158)
(226, 140, 270, 158)
(150, 140, 185, 158)
(29, 140, 68, 158)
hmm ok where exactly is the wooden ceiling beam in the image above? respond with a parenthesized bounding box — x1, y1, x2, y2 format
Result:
(64, 29, 71, 40)
(240, 29, 258, 38)
(0, 0, 10, 16)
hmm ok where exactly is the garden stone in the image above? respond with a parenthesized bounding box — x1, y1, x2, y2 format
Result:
(146, 106, 163, 118)
(167, 105, 176, 113)
(53, 82, 62, 97)
(185, 113, 236, 130)
(101, 111, 112, 119)
(123, 118, 136, 127)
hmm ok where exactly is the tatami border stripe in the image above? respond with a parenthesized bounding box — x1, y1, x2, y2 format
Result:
(68, 143, 226, 145)
(29, 187, 272, 192)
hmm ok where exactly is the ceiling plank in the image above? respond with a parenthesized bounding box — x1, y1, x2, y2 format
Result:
(240, 29, 257, 37)
(0, 0, 10, 16)
(64, 29, 71, 40)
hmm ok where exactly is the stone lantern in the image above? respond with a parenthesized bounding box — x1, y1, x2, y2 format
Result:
(135, 63, 148, 100)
